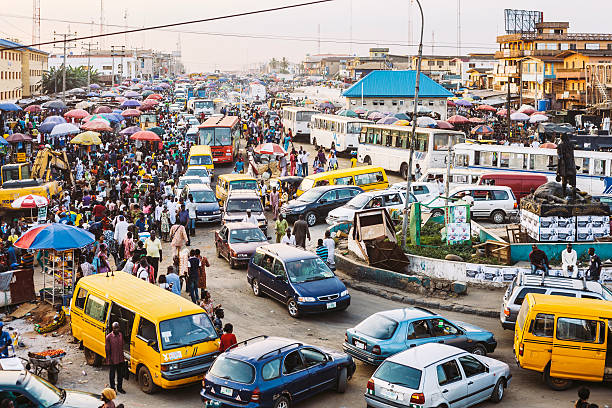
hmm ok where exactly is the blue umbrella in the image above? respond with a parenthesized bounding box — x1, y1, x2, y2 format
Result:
(102, 113, 123, 123)
(0, 103, 22, 111)
(152, 86, 163, 91)
(86, 92, 99, 97)
(0, 137, 9, 145)
(38, 122, 57, 133)
(112, 109, 123, 114)
(43, 115, 66, 124)
(50, 122, 80, 137)
(89, 84, 101, 89)
(101, 91, 116, 98)
(120, 99, 141, 108)
(15, 223, 95, 251)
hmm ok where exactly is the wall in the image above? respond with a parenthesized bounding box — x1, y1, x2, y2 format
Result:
(510, 242, 612, 264)
(346, 96, 447, 119)
(0, 50, 23, 102)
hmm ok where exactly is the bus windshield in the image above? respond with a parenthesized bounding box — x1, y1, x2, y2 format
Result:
(215, 128, 231, 146)
(195, 101, 214, 109)
(189, 155, 213, 166)
(347, 122, 365, 134)
(296, 111, 315, 122)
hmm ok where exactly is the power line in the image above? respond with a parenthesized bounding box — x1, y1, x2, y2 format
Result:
(0, 0, 335, 51)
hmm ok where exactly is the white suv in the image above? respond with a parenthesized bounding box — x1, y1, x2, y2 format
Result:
(365, 343, 511, 408)
(427, 185, 518, 224)
(325, 190, 416, 225)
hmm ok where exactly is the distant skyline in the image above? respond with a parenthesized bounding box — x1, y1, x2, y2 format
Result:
(1, 1, 610, 71)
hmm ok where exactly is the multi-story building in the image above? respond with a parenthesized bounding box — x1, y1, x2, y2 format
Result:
(302, 54, 352, 78)
(0, 38, 48, 102)
(346, 48, 410, 80)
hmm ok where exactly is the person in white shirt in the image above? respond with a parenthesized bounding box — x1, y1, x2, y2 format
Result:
(322, 230, 336, 270)
(242, 209, 258, 225)
(281, 228, 296, 245)
(561, 243, 578, 277)
(186, 194, 198, 236)
(113, 215, 129, 245)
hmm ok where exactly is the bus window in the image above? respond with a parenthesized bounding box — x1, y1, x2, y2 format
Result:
(383, 130, 392, 146)
(215, 128, 232, 146)
(296, 111, 315, 122)
(455, 154, 469, 167)
(394, 132, 404, 148)
(508, 153, 527, 169)
(530, 154, 550, 171)
(433, 134, 450, 150)
(347, 122, 363, 134)
(594, 159, 606, 176)
(373, 129, 382, 145)
(335, 176, 354, 185)
(199, 128, 214, 145)
(415, 133, 428, 152)
(480, 151, 495, 166)
(578, 158, 590, 174)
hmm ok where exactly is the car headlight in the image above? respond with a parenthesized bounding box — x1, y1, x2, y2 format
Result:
(341, 290, 349, 297)
(168, 363, 179, 371)
(213, 210, 220, 214)
(291, 206, 306, 213)
(298, 297, 316, 302)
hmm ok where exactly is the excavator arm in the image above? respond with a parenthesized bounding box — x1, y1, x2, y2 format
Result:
(31, 148, 75, 186)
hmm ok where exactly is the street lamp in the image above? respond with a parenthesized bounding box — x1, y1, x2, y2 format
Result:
(401, 0, 424, 249)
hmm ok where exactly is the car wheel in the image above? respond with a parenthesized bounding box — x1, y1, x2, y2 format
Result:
(400, 163, 408, 180)
(273, 396, 290, 408)
(544, 365, 573, 391)
(490, 378, 505, 403)
(336, 367, 348, 393)
(83, 347, 102, 367)
(287, 298, 300, 318)
(491, 210, 506, 224)
(306, 211, 317, 227)
(252, 278, 262, 297)
(471, 344, 487, 356)
(138, 365, 159, 394)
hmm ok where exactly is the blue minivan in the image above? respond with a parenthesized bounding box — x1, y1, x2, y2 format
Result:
(247, 244, 350, 318)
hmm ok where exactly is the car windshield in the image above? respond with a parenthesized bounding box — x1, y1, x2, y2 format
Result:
(229, 228, 266, 243)
(229, 180, 258, 191)
(191, 190, 217, 203)
(374, 361, 422, 389)
(296, 189, 322, 203)
(189, 155, 213, 166)
(345, 194, 370, 209)
(299, 178, 315, 192)
(285, 257, 335, 283)
(24, 373, 62, 407)
(178, 178, 200, 189)
(355, 314, 398, 340)
(185, 168, 209, 178)
(158, 313, 218, 350)
(209, 355, 255, 384)
(226, 199, 263, 213)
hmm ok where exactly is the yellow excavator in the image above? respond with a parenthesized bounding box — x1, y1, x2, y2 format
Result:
(0, 148, 72, 211)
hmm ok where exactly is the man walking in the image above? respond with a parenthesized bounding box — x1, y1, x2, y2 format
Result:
(293, 214, 310, 249)
(587, 247, 602, 281)
(105, 322, 126, 394)
(144, 230, 162, 280)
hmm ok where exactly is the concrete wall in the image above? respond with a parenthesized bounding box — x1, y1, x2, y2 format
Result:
(510, 242, 612, 263)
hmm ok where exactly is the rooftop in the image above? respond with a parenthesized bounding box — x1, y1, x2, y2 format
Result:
(0, 38, 47, 55)
(343, 70, 453, 98)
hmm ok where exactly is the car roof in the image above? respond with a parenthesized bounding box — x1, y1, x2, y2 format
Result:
(226, 336, 303, 363)
(514, 272, 610, 297)
(220, 174, 257, 181)
(450, 185, 512, 193)
(226, 222, 261, 230)
(258, 243, 317, 261)
(306, 185, 362, 193)
(186, 183, 213, 192)
(179, 176, 202, 181)
(375, 307, 438, 321)
(227, 190, 260, 199)
(387, 343, 464, 368)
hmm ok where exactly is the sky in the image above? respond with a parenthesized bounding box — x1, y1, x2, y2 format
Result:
(0, 1, 610, 72)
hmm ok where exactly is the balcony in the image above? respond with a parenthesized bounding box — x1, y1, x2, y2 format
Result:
(494, 49, 563, 59)
(556, 90, 583, 101)
(497, 32, 612, 43)
(555, 68, 586, 79)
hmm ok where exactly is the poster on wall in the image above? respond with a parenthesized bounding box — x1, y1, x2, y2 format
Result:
(445, 204, 471, 244)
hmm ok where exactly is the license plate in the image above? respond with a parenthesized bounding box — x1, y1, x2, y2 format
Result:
(380, 388, 403, 401)
(220, 387, 233, 396)
(354, 340, 366, 350)
(326, 302, 336, 309)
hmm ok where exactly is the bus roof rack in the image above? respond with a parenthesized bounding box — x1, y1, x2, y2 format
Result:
(517, 270, 607, 296)
(257, 342, 302, 361)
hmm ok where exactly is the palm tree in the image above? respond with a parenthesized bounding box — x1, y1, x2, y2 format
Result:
(280, 57, 289, 74)
(41, 66, 101, 94)
(270, 58, 278, 71)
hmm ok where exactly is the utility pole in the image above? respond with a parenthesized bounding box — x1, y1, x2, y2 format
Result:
(53, 31, 76, 102)
(32, 0, 40, 45)
(456, 0, 461, 57)
(82, 41, 98, 92)
(111, 45, 125, 85)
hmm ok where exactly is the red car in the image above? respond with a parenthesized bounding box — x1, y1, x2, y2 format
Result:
(215, 222, 269, 268)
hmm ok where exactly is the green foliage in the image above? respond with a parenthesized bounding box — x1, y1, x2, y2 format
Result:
(41, 66, 101, 95)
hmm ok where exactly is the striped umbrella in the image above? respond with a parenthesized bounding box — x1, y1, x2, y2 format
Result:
(471, 125, 494, 135)
(254, 143, 286, 155)
(11, 194, 49, 209)
(15, 223, 95, 251)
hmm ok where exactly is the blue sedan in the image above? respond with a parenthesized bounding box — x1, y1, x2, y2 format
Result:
(343, 307, 497, 365)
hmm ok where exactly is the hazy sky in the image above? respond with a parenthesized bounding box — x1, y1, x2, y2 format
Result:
(0, 1, 609, 71)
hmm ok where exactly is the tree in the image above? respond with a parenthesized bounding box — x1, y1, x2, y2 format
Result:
(40, 66, 101, 95)
(270, 58, 278, 71)
(280, 57, 289, 74)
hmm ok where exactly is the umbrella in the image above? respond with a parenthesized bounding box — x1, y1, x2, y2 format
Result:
(93, 106, 113, 114)
(367, 111, 385, 120)
(89, 84, 101, 90)
(540, 142, 557, 149)
(393, 113, 410, 120)
(468, 117, 485, 124)
(130, 131, 161, 142)
(64, 109, 90, 120)
(436, 120, 454, 129)
(447, 115, 470, 125)
(121, 99, 141, 108)
(416, 105, 432, 114)
(124, 90, 141, 98)
(86, 92, 99, 97)
(15, 223, 95, 251)
(518, 104, 536, 115)
(120, 126, 142, 136)
(416, 116, 437, 127)
(395, 120, 411, 126)
(67, 87, 85, 95)
(377, 116, 399, 125)
(24, 105, 42, 113)
(254, 143, 286, 155)
(101, 91, 116, 98)
(122, 109, 141, 117)
(0, 137, 8, 146)
(510, 112, 530, 121)
(11, 194, 48, 209)
(75, 101, 94, 110)
(529, 114, 549, 123)
(496, 108, 515, 116)
(148, 126, 164, 136)
(102, 113, 124, 124)
(142, 90, 154, 98)
(471, 125, 494, 135)
(147, 94, 163, 100)
(71, 131, 102, 145)
(353, 107, 366, 114)
(0, 103, 22, 111)
(337, 109, 357, 118)
(476, 104, 496, 112)
(81, 120, 112, 132)
(454, 99, 473, 107)
(5, 133, 32, 143)
(50, 122, 80, 137)
(82, 114, 110, 124)
(42, 100, 67, 110)
(447, 100, 456, 107)
(318, 102, 334, 110)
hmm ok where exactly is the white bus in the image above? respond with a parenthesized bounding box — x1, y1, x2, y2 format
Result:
(452, 143, 612, 195)
(358, 125, 465, 179)
(310, 114, 371, 153)
(281, 106, 319, 141)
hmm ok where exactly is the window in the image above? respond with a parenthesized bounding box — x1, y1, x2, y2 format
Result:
(300, 348, 327, 367)
(430, 318, 461, 337)
(392, 100, 397, 106)
(458, 355, 486, 377)
(260, 254, 275, 273)
(437, 360, 462, 385)
(594, 160, 606, 176)
(412, 185, 430, 195)
(514, 288, 547, 305)
(355, 171, 384, 186)
(137, 317, 157, 342)
(334, 176, 354, 185)
(84, 294, 109, 322)
(74, 288, 88, 309)
(586, 43, 600, 50)
(374, 361, 422, 389)
(272, 260, 286, 277)
(337, 188, 354, 200)
(210, 355, 255, 384)
(491, 190, 509, 200)
(407, 320, 431, 339)
(532, 313, 554, 337)
(319, 190, 337, 202)
(262, 358, 281, 380)
(383, 193, 402, 206)
(415, 133, 428, 152)
(550, 292, 575, 297)
(283, 350, 306, 374)
(556, 318, 603, 343)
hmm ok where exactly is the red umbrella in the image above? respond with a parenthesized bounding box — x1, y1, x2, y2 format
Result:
(122, 109, 142, 117)
(447, 100, 456, 107)
(476, 104, 496, 112)
(447, 115, 470, 125)
(471, 125, 494, 135)
(540, 142, 557, 149)
(469, 117, 485, 124)
(24, 105, 42, 113)
(6, 133, 32, 143)
(81, 120, 112, 132)
(496, 108, 516, 116)
(11, 194, 49, 209)
(146, 94, 163, 100)
(130, 131, 161, 142)
(93, 106, 112, 114)
(436, 120, 454, 129)
(254, 143, 286, 155)
(64, 109, 89, 120)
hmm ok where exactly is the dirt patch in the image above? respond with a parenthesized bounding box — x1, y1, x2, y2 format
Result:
(25, 301, 71, 336)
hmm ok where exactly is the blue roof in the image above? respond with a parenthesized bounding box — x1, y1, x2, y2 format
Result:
(0, 38, 47, 54)
(343, 70, 453, 99)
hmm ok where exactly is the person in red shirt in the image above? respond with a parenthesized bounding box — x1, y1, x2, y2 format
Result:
(219, 323, 237, 352)
(92, 200, 106, 222)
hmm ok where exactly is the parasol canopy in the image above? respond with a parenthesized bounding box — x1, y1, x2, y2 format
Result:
(70, 131, 102, 145)
(0, 103, 22, 112)
(254, 143, 286, 155)
(81, 120, 112, 132)
(476, 104, 496, 112)
(416, 116, 437, 127)
(120, 99, 141, 108)
(5, 133, 32, 143)
(510, 112, 530, 121)
(50, 122, 80, 137)
(24, 105, 42, 113)
(11, 194, 49, 209)
(121, 109, 142, 117)
(436, 120, 454, 129)
(64, 109, 90, 120)
(130, 131, 161, 142)
(15, 223, 95, 251)
(471, 125, 494, 135)
(119, 126, 142, 136)
(42, 100, 67, 110)
(93, 106, 113, 114)
(529, 114, 549, 123)
(468, 117, 485, 124)
(447, 115, 470, 125)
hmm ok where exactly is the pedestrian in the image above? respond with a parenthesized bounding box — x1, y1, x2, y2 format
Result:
(290, 149, 297, 176)
(270, 187, 280, 220)
(160, 206, 170, 241)
(575, 387, 590, 408)
(242, 208, 258, 225)
(200, 290, 215, 315)
(136, 258, 153, 282)
(281, 227, 295, 245)
(196, 248, 210, 299)
(587, 247, 602, 281)
(165, 265, 181, 295)
(301, 148, 310, 176)
(186, 194, 197, 237)
(561, 243, 578, 278)
(528, 244, 549, 275)
(169, 220, 188, 257)
(275, 214, 288, 243)
(121, 231, 136, 262)
(316, 238, 328, 262)
(323, 230, 336, 271)
(415, 163, 422, 180)
(105, 322, 126, 394)
(100, 388, 117, 408)
(113, 215, 129, 247)
(178, 204, 191, 246)
(187, 249, 200, 303)
(144, 230, 162, 280)
(219, 323, 237, 352)
(0, 322, 12, 358)
(293, 214, 310, 249)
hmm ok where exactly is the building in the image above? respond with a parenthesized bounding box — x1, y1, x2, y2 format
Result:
(460, 53, 496, 88)
(301, 54, 352, 78)
(0, 38, 48, 102)
(346, 48, 411, 80)
(342, 70, 453, 119)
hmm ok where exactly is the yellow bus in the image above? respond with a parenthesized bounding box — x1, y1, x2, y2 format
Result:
(188, 145, 214, 177)
(514, 293, 612, 390)
(297, 165, 389, 196)
(215, 173, 260, 205)
(70, 273, 220, 393)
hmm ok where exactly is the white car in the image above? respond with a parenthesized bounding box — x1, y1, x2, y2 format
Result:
(390, 182, 440, 203)
(169, 103, 182, 113)
(365, 343, 511, 408)
(176, 176, 204, 196)
(326, 190, 416, 225)
(426, 185, 518, 224)
(183, 166, 211, 185)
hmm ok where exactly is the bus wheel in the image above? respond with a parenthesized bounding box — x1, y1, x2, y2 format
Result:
(543, 366, 573, 391)
(400, 163, 408, 179)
